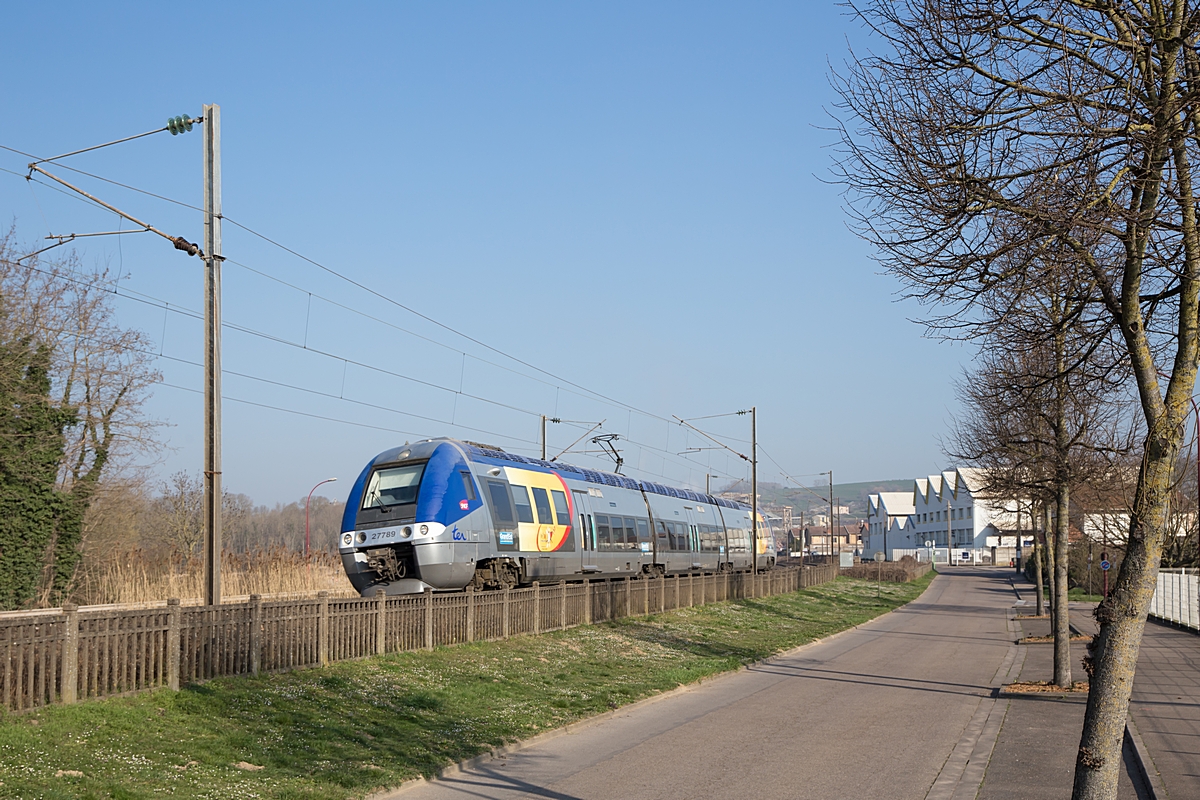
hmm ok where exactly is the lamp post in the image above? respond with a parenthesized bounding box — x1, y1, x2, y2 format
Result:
(306, 478, 339, 556)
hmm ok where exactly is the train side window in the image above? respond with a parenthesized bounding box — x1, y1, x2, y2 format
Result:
(656, 520, 669, 538)
(460, 472, 477, 501)
(623, 517, 639, 550)
(636, 518, 650, 547)
(551, 491, 570, 525)
(608, 516, 625, 547)
(532, 487, 553, 525)
(486, 481, 515, 525)
(595, 514, 612, 549)
(511, 485, 535, 523)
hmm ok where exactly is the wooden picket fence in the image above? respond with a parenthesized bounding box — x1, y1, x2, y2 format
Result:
(0, 564, 837, 712)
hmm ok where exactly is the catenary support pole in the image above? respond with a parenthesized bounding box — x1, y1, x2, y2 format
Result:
(751, 406, 757, 573)
(202, 103, 223, 607)
(829, 471, 834, 561)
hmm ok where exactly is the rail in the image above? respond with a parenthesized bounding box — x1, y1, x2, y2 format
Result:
(0, 564, 838, 712)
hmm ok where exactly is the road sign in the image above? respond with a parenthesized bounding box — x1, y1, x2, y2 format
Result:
(1100, 560, 1112, 571)
(924, 540, 933, 548)
(874, 552, 885, 563)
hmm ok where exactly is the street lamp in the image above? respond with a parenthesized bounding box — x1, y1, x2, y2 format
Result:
(306, 478, 339, 556)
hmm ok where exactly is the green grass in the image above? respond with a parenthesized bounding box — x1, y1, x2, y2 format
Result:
(1042, 586, 1104, 603)
(0, 574, 932, 799)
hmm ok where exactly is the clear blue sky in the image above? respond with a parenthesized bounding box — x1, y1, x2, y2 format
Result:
(0, 1, 965, 506)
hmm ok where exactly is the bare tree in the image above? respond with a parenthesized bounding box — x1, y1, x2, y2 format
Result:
(0, 228, 161, 603)
(156, 471, 204, 558)
(949, 302, 1131, 687)
(834, 4, 1200, 796)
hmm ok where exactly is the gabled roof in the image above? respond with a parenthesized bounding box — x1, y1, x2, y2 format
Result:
(928, 474, 945, 499)
(955, 467, 985, 493)
(877, 491, 915, 516)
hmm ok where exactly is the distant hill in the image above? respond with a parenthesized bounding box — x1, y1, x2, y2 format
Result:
(752, 479, 913, 519)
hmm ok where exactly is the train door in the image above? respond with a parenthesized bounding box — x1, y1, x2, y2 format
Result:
(658, 507, 691, 573)
(714, 504, 730, 571)
(683, 507, 703, 570)
(572, 489, 599, 574)
(691, 510, 715, 573)
(653, 516, 670, 572)
(758, 514, 776, 569)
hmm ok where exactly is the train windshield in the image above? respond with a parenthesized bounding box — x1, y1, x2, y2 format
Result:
(361, 462, 426, 509)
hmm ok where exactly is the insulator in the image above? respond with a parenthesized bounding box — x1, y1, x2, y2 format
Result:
(172, 236, 200, 256)
(167, 115, 193, 135)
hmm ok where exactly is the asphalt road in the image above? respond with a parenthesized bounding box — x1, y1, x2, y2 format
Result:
(385, 567, 1021, 800)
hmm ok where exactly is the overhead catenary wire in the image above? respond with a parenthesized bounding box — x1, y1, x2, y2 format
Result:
(0, 156, 677, 431)
(5, 255, 726, 485)
(1, 145, 760, 489)
(157, 381, 431, 438)
(154, 350, 546, 448)
(1, 142, 680, 425)
(758, 443, 833, 504)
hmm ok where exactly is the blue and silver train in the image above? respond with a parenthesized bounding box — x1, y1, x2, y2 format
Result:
(339, 437, 775, 594)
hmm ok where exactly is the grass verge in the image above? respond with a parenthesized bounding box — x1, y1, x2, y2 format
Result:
(1041, 587, 1104, 603)
(0, 573, 932, 799)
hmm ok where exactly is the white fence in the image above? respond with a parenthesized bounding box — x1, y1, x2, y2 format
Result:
(889, 547, 994, 565)
(1149, 569, 1199, 631)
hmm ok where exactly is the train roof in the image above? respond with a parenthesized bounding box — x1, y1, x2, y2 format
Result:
(460, 440, 751, 512)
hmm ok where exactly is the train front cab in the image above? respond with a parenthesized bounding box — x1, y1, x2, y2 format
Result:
(340, 440, 485, 595)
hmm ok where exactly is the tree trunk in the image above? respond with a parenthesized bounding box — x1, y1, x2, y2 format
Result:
(1033, 538, 1046, 617)
(1044, 504, 1057, 622)
(1054, 482, 1071, 687)
(1072, 445, 1177, 799)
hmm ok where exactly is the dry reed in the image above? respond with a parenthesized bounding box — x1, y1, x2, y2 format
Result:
(75, 547, 357, 606)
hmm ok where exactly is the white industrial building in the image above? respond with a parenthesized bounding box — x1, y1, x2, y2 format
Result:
(864, 468, 1032, 564)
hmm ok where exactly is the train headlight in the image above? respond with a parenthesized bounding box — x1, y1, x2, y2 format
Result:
(402, 526, 412, 538)
(419, 524, 429, 535)
(355, 531, 366, 544)
(342, 533, 352, 546)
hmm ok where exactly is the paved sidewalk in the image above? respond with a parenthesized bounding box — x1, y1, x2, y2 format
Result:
(977, 605, 1141, 799)
(993, 576, 1200, 799)
(1129, 620, 1200, 799)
